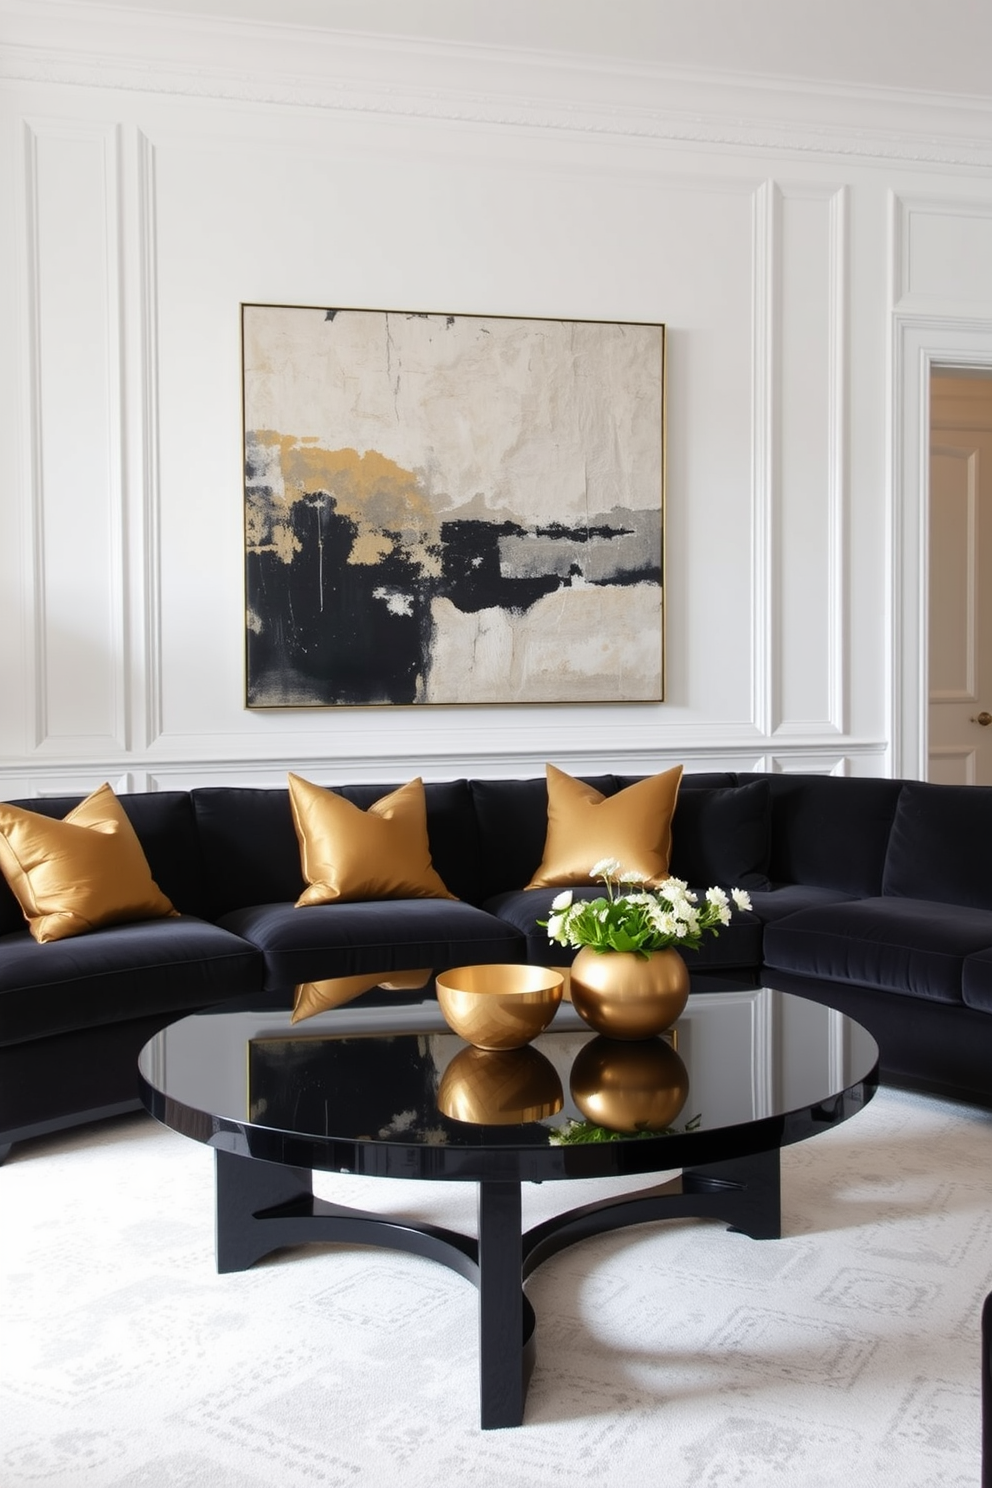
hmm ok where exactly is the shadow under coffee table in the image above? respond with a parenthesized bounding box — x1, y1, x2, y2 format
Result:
(138, 984, 878, 1429)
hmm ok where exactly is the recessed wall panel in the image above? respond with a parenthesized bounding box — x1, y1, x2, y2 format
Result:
(149, 127, 755, 741)
(29, 120, 123, 747)
(777, 187, 843, 732)
(898, 197, 992, 310)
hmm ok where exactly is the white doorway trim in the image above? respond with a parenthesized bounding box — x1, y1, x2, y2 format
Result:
(891, 316, 992, 780)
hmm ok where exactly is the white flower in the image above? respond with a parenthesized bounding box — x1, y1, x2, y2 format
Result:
(732, 888, 752, 911)
(590, 857, 622, 878)
(706, 886, 729, 909)
(546, 913, 566, 939)
(550, 889, 574, 912)
(618, 869, 648, 885)
(648, 905, 676, 935)
(667, 886, 695, 918)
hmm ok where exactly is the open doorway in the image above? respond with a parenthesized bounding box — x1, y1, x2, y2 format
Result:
(928, 368, 992, 783)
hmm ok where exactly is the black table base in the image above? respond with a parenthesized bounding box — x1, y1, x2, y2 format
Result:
(214, 1146, 781, 1429)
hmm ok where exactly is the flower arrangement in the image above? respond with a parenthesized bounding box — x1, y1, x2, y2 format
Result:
(541, 858, 752, 958)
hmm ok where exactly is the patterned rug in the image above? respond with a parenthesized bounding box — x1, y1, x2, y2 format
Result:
(2, 1085, 990, 1487)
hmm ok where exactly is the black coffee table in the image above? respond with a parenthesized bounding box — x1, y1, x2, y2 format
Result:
(138, 985, 878, 1429)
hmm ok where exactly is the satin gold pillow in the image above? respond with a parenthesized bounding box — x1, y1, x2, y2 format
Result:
(288, 774, 457, 905)
(0, 783, 178, 943)
(526, 763, 684, 889)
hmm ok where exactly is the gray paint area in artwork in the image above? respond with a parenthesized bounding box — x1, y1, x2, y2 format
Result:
(497, 508, 660, 584)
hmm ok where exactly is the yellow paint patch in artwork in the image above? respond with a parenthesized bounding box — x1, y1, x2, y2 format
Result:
(348, 531, 394, 565)
(250, 432, 441, 575)
(269, 522, 301, 565)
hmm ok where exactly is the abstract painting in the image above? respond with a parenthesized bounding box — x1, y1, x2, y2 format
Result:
(242, 304, 665, 706)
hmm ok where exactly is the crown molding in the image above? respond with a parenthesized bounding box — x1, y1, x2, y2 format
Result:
(3, 1, 992, 170)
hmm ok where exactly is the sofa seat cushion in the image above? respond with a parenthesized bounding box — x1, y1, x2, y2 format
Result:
(0, 917, 261, 1046)
(763, 897, 992, 1004)
(219, 900, 525, 991)
(961, 948, 992, 1014)
(746, 885, 859, 924)
(484, 887, 764, 971)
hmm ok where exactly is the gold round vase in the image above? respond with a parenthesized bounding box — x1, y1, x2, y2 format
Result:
(568, 946, 690, 1040)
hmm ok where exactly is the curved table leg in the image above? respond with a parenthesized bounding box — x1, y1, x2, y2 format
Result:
(214, 1149, 478, 1279)
(523, 1148, 781, 1278)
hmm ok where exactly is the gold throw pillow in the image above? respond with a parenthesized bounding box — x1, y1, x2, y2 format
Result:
(288, 774, 457, 905)
(0, 783, 178, 943)
(526, 763, 684, 889)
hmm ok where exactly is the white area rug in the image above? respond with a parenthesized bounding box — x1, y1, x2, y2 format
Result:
(2, 1086, 991, 1488)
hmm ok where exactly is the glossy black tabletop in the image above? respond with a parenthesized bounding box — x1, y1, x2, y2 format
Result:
(138, 987, 878, 1183)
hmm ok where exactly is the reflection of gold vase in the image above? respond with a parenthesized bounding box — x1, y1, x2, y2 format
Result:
(437, 1045, 564, 1125)
(569, 946, 689, 1039)
(570, 1036, 690, 1133)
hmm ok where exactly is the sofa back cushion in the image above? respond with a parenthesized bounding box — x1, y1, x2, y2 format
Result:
(737, 773, 903, 895)
(0, 791, 207, 935)
(193, 779, 483, 916)
(883, 780, 992, 908)
(469, 776, 618, 901)
(668, 779, 772, 890)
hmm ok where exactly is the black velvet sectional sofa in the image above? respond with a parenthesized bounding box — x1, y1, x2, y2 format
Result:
(3, 768, 992, 1163)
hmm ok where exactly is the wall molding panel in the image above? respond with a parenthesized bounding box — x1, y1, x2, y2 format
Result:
(132, 126, 164, 751)
(751, 181, 848, 743)
(21, 115, 129, 758)
(749, 179, 777, 741)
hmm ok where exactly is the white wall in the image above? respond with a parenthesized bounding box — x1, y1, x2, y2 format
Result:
(3, 2, 992, 796)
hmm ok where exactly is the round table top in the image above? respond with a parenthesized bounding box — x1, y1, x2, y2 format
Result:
(138, 985, 879, 1183)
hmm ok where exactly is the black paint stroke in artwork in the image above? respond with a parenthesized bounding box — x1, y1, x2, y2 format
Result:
(246, 491, 662, 707)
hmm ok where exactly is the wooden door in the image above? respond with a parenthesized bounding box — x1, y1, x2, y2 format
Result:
(928, 371, 992, 784)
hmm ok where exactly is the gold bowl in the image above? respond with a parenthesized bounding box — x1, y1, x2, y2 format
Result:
(435, 963, 564, 1049)
(569, 1035, 690, 1133)
(437, 1045, 564, 1124)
